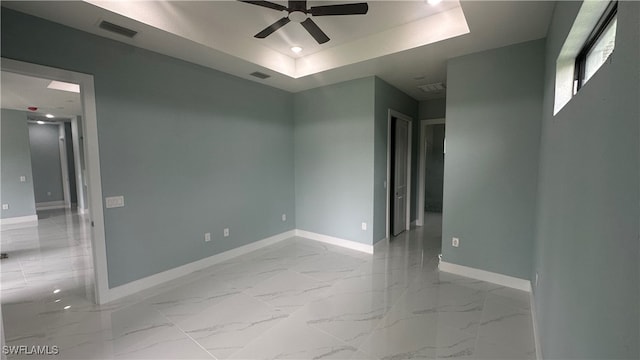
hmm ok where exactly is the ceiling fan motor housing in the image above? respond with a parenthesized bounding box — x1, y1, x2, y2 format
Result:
(288, 11, 307, 23)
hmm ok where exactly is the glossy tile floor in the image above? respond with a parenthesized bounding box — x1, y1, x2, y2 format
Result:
(1, 212, 535, 359)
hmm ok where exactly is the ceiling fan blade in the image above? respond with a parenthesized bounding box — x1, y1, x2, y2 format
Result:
(288, 0, 307, 12)
(255, 17, 291, 38)
(238, 1, 288, 12)
(309, 3, 368, 16)
(301, 18, 330, 44)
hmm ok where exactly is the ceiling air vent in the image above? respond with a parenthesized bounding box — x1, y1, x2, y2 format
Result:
(418, 82, 446, 94)
(99, 21, 138, 38)
(250, 71, 271, 80)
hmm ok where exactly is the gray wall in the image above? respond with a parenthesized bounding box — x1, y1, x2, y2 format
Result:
(294, 77, 375, 245)
(2, 8, 295, 288)
(373, 77, 419, 242)
(28, 123, 64, 204)
(0, 109, 36, 219)
(442, 39, 544, 280)
(533, 1, 639, 358)
(419, 98, 446, 120)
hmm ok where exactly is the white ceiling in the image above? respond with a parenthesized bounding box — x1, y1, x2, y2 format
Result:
(2, 1, 554, 101)
(1, 71, 82, 120)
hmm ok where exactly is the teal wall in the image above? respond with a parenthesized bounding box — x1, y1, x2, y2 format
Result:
(373, 78, 419, 242)
(442, 39, 544, 280)
(294, 77, 375, 245)
(0, 109, 36, 219)
(294, 76, 417, 245)
(533, 1, 639, 358)
(28, 123, 64, 203)
(1, 8, 295, 287)
(418, 98, 446, 120)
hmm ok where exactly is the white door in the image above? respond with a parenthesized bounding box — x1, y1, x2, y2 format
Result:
(393, 118, 409, 236)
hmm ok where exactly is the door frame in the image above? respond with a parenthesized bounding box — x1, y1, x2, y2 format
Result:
(58, 123, 72, 209)
(71, 116, 88, 212)
(386, 109, 413, 239)
(417, 118, 446, 227)
(1, 58, 109, 304)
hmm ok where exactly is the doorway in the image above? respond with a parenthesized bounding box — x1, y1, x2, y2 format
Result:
(386, 110, 412, 239)
(417, 118, 445, 228)
(1, 58, 108, 305)
(26, 118, 83, 212)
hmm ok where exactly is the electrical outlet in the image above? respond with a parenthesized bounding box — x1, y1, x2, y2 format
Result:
(204, 233, 211, 242)
(452, 237, 459, 247)
(282, 213, 287, 222)
(361, 222, 367, 231)
(105, 196, 125, 208)
(223, 228, 229, 237)
(47, 191, 52, 196)
(1, 204, 8, 210)
(19, 176, 26, 182)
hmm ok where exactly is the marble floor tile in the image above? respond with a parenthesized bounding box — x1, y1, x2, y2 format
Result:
(389, 280, 486, 335)
(174, 292, 288, 359)
(229, 315, 359, 360)
(244, 270, 333, 311)
(474, 339, 536, 360)
(485, 286, 531, 310)
(358, 313, 476, 360)
(290, 251, 366, 283)
(145, 279, 242, 324)
(476, 296, 536, 357)
(2, 211, 537, 360)
(294, 290, 391, 347)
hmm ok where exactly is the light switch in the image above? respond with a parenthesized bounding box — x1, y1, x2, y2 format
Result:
(19, 176, 26, 182)
(2, 204, 8, 210)
(105, 196, 125, 208)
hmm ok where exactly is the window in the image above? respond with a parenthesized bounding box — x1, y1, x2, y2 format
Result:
(574, 1, 617, 92)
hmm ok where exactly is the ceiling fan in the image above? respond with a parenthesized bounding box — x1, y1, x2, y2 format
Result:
(239, 1, 369, 44)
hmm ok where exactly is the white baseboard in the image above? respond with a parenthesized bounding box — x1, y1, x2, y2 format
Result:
(295, 229, 374, 254)
(0, 215, 38, 225)
(439, 261, 532, 292)
(530, 291, 543, 360)
(102, 230, 295, 304)
(36, 201, 66, 210)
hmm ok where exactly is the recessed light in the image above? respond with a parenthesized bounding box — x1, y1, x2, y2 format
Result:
(47, 80, 80, 93)
(53, 289, 61, 294)
(63, 305, 71, 310)
(45, 114, 55, 119)
(291, 46, 303, 54)
(427, 0, 442, 5)
(54, 299, 61, 303)
(37, 121, 46, 125)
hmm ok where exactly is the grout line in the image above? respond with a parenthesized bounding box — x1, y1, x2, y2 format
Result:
(154, 309, 219, 360)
